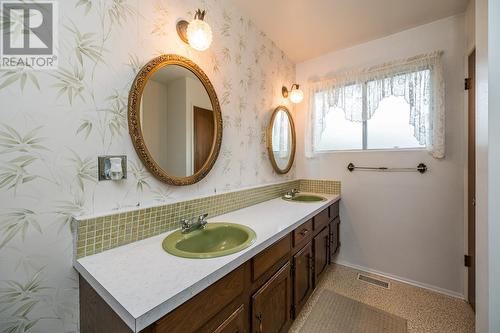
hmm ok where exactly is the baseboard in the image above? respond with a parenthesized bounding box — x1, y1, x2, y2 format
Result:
(334, 260, 465, 300)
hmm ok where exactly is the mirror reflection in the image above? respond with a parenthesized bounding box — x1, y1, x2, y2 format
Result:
(140, 65, 215, 178)
(268, 106, 295, 174)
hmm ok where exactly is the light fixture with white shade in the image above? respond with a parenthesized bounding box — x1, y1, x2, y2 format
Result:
(282, 84, 304, 104)
(176, 9, 213, 51)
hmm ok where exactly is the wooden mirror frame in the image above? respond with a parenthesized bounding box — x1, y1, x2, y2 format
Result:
(266, 106, 296, 174)
(128, 54, 223, 186)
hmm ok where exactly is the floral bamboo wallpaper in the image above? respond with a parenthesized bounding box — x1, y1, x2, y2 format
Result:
(0, 0, 295, 331)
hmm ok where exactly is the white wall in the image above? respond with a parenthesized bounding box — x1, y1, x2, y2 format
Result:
(466, 0, 476, 54)
(487, 1, 500, 331)
(142, 79, 169, 166)
(296, 15, 466, 296)
(475, 0, 489, 331)
(143, 77, 212, 176)
(165, 77, 188, 176)
(186, 77, 212, 174)
(0, 1, 296, 331)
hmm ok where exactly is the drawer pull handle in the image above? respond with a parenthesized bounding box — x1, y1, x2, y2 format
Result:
(300, 229, 309, 236)
(256, 313, 263, 333)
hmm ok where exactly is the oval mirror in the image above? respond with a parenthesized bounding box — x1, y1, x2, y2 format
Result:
(267, 106, 296, 174)
(128, 55, 222, 186)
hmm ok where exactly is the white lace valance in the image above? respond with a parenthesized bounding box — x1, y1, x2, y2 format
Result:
(305, 51, 445, 158)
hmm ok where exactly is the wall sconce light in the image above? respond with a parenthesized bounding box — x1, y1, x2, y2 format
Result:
(176, 9, 213, 51)
(282, 84, 304, 104)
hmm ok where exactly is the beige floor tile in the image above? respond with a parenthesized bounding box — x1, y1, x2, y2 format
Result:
(289, 264, 475, 333)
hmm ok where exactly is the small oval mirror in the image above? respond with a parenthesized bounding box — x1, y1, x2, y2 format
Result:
(267, 106, 296, 174)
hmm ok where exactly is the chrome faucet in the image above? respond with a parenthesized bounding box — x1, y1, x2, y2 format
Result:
(181, 213, 209, 233)
(285, 188, 300, 198)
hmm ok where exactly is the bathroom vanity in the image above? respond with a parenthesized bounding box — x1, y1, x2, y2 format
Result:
(76, 195, 340, 333)
(75, 52, 341, 333)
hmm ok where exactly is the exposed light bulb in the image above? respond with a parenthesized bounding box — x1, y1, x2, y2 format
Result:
(289, 87, 304, 103)
(187, 19, 212, 51)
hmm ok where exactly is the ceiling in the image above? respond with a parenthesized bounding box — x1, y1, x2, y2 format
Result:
(232, 0, 469, 63)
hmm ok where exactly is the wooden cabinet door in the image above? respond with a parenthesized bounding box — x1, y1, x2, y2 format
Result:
(154, 265, 245, 333)
(313, 227, 329, 285)
(211, 304, 246, 333)
(329, 217, 340, 262)
(292, 242, 313, 317)
(251, 262, 291, 333)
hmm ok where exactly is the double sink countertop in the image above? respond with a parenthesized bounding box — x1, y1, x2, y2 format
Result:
(74, 193, 341, 332)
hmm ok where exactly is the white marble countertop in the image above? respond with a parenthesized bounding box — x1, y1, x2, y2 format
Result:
(74, 193, 340, 332)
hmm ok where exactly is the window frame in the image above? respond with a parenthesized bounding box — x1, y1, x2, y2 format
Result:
(312, 73, 428, 154)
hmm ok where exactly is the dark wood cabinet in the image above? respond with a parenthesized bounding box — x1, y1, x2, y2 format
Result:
(329, 217, 340, 262)
(329, 201, 339, 220)
(313, 208, 329, 232)
(80, 199, 341, 333)
(313, 227, 329, 285)
(292, 219, 312, 248)
(153, 265, 246, 333)
(328, 201, 340, 264)
(252, 235, 291, 282)
(251, 262, 292, 333)
(292, 242, 313, 317)
(80, 277, 145, 333)
(210, 304, 246, 333)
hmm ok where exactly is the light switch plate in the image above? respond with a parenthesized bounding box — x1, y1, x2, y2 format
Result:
(98, 155, 127, 181)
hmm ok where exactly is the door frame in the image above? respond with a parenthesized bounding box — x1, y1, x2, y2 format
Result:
(193, 105, 215, 174)
(467, 49, 476, 310)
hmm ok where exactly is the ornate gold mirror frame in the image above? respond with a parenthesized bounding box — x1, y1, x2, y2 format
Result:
(128, 54, 223, 186)
(266, 105, 296, 174)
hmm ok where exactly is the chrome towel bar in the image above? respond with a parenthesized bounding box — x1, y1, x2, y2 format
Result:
(347, 162, 428, 174)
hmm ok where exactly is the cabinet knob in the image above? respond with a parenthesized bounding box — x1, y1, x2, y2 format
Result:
(300, 229, 309, 236)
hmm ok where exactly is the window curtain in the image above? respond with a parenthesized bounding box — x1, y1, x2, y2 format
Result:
(305, 51, 445, 158)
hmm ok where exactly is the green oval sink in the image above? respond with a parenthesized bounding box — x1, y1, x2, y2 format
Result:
(162, 223, 256, 258)
(282, 194, 327, 202)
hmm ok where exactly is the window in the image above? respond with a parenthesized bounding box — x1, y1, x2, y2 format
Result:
(367, 96, 425, 150)
(306, 52, 445, 158)
(314, 94, 425, 151)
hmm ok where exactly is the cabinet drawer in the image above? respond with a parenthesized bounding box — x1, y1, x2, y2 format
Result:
(329, 201, 339, 219)
(154, 265, 245, 333)
(252, 235, 291, 282)
(211, 304, 245, 333)
(313, 208, 329, 232)
(293, 220, 313, 248)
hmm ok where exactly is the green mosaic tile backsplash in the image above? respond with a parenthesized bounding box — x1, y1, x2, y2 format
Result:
(74, 179, 340, 258)
(299, 179, 341, 194)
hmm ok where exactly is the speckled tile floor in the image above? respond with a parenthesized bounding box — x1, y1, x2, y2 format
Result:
(289, 264, 475, 333)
